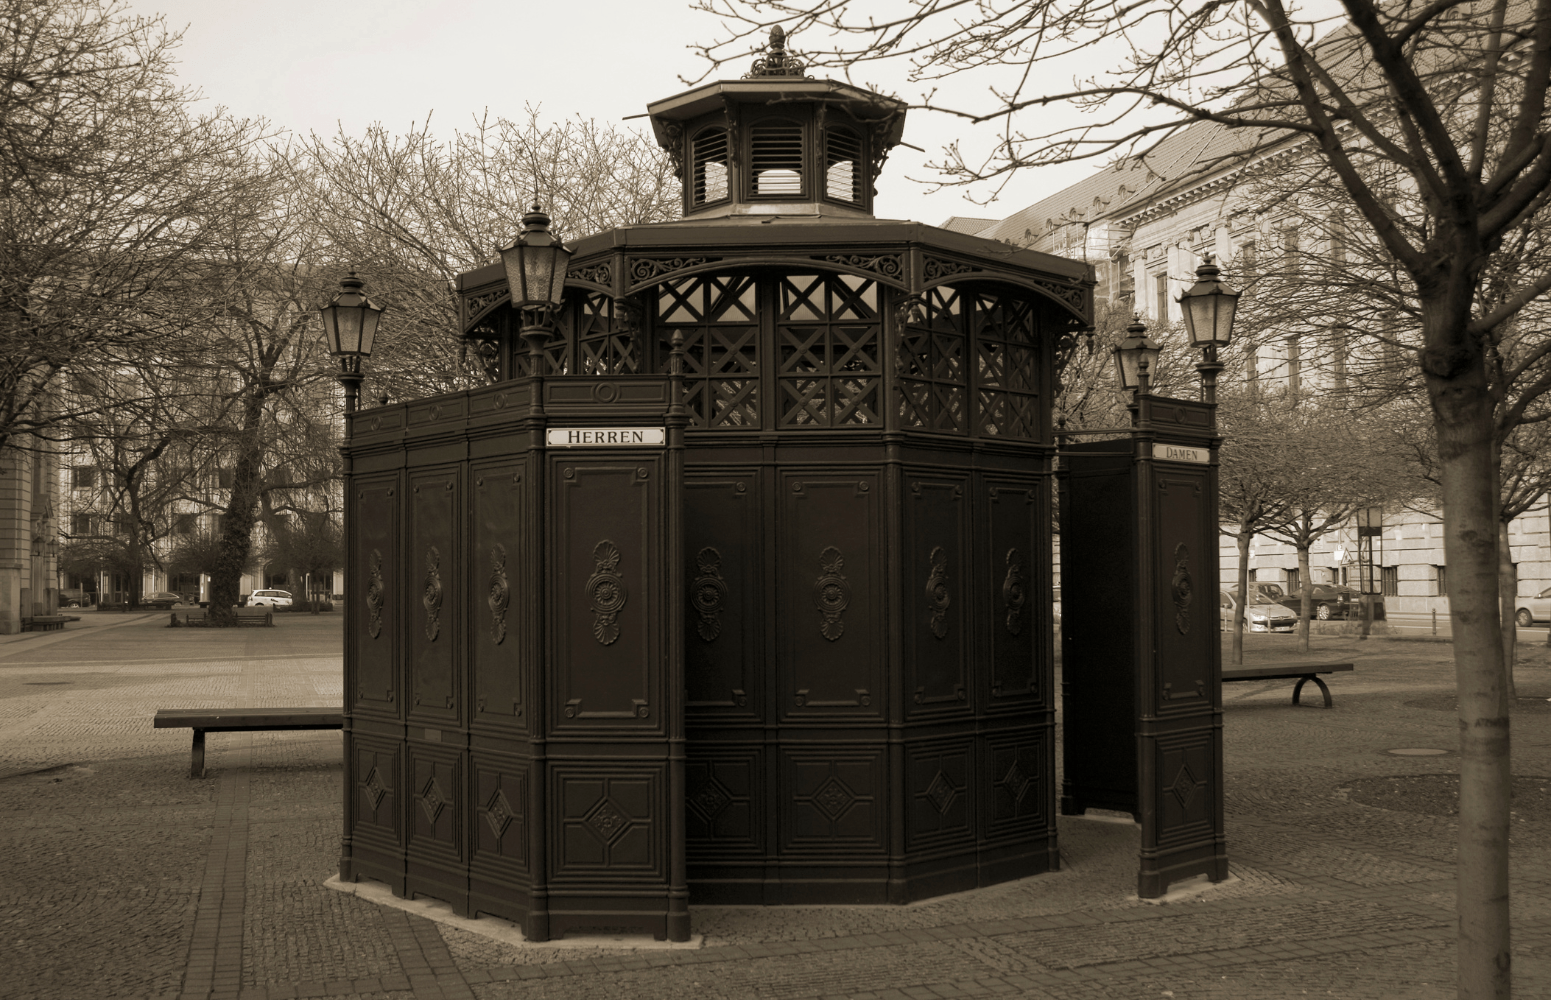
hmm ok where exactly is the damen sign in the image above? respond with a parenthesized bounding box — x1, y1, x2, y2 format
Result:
(546, 427, 666, 447)
(1153, 443, 1209, 464)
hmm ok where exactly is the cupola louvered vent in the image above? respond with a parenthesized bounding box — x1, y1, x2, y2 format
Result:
(751, 122, 804, 196)
(693, 128, 730, 205)
(824, 127, 863, 202)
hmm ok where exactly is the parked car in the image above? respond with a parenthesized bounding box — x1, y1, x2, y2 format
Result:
(1220, 590, 1297, 633)
(1278, 584, 1387, 621)
(1246, 581, 1288, 604)
(247, 589, 293, 608)
(143, 591, 185, 609)
(1516, 586, 1551, 627)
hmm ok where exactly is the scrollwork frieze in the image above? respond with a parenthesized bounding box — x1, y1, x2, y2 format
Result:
(627, 256, 720, 285)
(570, 261, 612, 287)
(822, 253, 903, 280)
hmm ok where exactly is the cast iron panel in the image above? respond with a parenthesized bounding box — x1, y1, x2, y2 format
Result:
(984, 479, 1044, 703)
(780, 748, 886, 854)
(1152, 730, 1217, 846)
(551, 460, 661, 729)
(472, 757, 528, 871)
(685, 749, 762, 853)
(904, 477, 969, 714)
(352, 738, 402, 845)
(352, 476, 400, 714)
(778, 473, 882, 717)
(683, 471, 760, 717)
(409, 746, 463, 859)
(986, 732, 1048, 836)
(1154, 474, 1212, 712)
(549, 766, 667, 881)
(906, 742, 972, 849)
(471, 462, 528, 730)
(409, 469, 459, 722)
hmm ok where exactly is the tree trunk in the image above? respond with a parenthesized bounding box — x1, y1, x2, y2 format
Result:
(1296, 544, 1312, 653)
(1499, 526, 1517, 702)
(1430, 340, 1512, 999)
(1232, 529, 1251, 665)
(206, 396, 266, 626)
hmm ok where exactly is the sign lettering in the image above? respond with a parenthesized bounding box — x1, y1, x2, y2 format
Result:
(1153, 443, 1209, 464)
(546, 427, 666, 448)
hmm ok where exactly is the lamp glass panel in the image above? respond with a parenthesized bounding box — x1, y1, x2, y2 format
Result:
(358, 308, 381, 356)
(524, 251, 555, 309)
(321, 310, 342, 355)
(547, 245, 573, 306)
(1213, 296, 1239, 345)
(499, 244, 527, 305)
(334, 307, 365, 355)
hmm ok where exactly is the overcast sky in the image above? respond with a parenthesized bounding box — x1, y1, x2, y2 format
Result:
(126, 0, 1099, 228)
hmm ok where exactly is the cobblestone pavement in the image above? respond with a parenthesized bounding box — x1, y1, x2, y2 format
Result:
(1, 618, 1548, 999)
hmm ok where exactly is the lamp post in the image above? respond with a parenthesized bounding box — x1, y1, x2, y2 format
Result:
(1177, 254, 1240, 404)
(319, 273, 384, 414)
(1113, 315, 1161, 422)
(498, 204, 574, 377)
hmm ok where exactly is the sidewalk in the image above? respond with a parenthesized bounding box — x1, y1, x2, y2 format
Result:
(1, 618, 1548, 999)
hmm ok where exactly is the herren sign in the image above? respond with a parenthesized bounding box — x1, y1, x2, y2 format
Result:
(547, 427, 666, 447)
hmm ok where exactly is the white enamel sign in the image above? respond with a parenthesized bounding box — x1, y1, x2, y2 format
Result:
(1153, 443, 1209, 464)
(546, 427, 665, 447)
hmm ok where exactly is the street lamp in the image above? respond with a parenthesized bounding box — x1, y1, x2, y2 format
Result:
(319, 272, 384, 414)
(1177, 254, 1240, 404)
(1113, 314, 1161, 395)
(498, 204, 574, 370)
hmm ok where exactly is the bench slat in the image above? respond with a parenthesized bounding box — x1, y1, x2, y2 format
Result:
(154, 707, 342, 729)
(1222, 663, 1353, 681)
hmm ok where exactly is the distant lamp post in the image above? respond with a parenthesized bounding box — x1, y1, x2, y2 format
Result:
(498, 204, 574, 369)
(319, 272, 384, 414)
(1177, 254, 1240, 404)
(1113, 315, 1161, 395)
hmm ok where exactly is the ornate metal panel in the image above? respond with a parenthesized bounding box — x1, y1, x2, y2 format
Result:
(685, 750, 762, 854)
(781, 748, 886, 854)
(903, 477, 969, 716)
(408, 745, 463, 859)
(573, 291, 641, 375)
(1155, 475, 1213, 710)
(352, 738, 402, 845)
(409, 469, 459, 724)
(550, 460, 661, 729)
(471, 755, 529, 872)
(775, 273, 881, 427)
(971, 291, 1041, 440)
(906, 741, 972, 850)
(548, 766, 668, 882)
(779, 473, 882, 718)
(986, 731, 1049, 836)
(983, 479, 1045, 705)
(655, 275, 759, 428)
(351, 476, 400, 716)
(470, 462, 527, 732)
(895, 285, 967, 433)
(683, 471, 761, 717)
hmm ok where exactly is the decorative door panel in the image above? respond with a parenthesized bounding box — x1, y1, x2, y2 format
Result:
(549, 765, 667, 881)
(1153, 473, 1212, 713)
(550, 459, 661, 730)
(471, 461, 529, 732)
(1151, 730, 1217, 847)
(903, 476, 969, 714)
(905, 741, 972, 850)
(778, 473, 882, 717)
(985, 731, 1048, 837)
(684, 471, 760, 717)
(352, 475, 400, 715)
(409, 468, 460, 723)
(780, 748, 887, 854)
(472, 755, 528, 872)
(408, 746, 463, 859)
(685, 749, 763, 855)
(984, 479, 1043, 704)
(352, 737, 402, 845)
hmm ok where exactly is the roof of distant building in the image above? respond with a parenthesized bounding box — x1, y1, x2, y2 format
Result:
(937, 216, 999, 236)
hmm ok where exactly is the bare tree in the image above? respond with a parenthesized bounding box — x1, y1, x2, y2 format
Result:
(1216, 392, 1296, 665)
(694, 5, 1551, 988)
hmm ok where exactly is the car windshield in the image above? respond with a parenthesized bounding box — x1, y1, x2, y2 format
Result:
(1249, 593, 1282, 606)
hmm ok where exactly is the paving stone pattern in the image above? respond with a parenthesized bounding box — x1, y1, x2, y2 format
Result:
(1, 616, 1549, 999)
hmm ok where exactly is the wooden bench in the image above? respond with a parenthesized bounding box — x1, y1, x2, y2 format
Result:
(172, 608, 273, 627)
(1222, 662, 1354, 708)
(153, 707, 343, 777)
(21, 616, 69, 632)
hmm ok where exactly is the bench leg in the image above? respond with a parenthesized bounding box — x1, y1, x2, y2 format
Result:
(190, 729, 206, 778)
(1291, 675, 1333, 709)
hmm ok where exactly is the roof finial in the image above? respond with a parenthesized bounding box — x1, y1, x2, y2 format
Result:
(745, 24, 807, 78)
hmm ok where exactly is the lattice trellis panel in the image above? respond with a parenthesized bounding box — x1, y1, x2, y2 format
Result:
(657, 275, 760, 428)
(776, 273, 881, 427)
(972, 291, 1040, 439)
(575, 292, 641, 376)
(896, 286, 966, 433)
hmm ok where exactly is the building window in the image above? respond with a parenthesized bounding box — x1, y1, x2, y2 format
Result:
(1239, 240, 1257, 281)
(1287, 567, 1301, 595)
(70, 513, 95, 536)
(1435, 564, 1447, 597)
(1282, 229, 1301, 274)
(174, 513, 198, 535)
(217, 468, 234, 489)
(1155, 272, 1169, 321)
(71, 466, 96, 489)
(1381, 566, 1399, 597)
(1332, 333, 1347, 391)
(1246, 343, 1260, 390)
